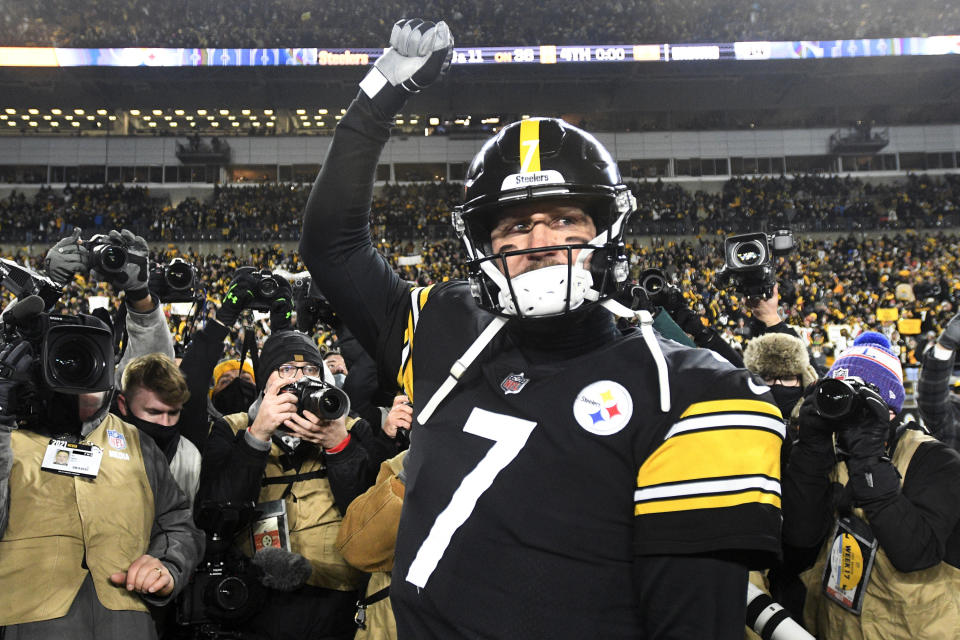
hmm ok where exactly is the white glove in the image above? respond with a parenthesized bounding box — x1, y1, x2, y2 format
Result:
(360, 18, 454, 115)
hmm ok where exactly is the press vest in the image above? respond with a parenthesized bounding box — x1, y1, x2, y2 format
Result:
(801, 428, 960, 639)
(222, 413, 363, 590)
(0, 414, 154, 624)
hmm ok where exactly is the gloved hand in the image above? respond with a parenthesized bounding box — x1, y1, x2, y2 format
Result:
(0, 340, 35, 429)
(836, 385, 891, 464)
(796, 386, 837, 453)
(89, 229, 150, 294)
(360, 18, 454, 116)
(836, 386, 900, 506)
(216, 268, 258, 327)
(269, 277, 294, 332)
(44, 228, 89, 284)
(938, 312, 960, 351)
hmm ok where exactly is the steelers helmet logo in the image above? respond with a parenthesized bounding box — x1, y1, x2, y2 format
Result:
(573, 381, 633, 435)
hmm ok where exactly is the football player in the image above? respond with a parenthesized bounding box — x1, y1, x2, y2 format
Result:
(301, 18, 784, 639)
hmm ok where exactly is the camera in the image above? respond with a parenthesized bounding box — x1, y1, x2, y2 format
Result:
(715, 230, 793, 299)
(242, 268, 288, 312)
(149, 258, 200, 303)
(280, 375, 350, 420)
(178, 502, 266, 630)
(0, 258, 63, 312)
(86, 233, 129, 274)
(812, 376, 880, 422)
(292, 275, 337, 332)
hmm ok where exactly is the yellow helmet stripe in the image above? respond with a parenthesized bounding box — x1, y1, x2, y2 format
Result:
(519, 119, 541, 173)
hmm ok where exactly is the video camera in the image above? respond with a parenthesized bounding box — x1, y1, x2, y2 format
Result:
(715, 230, 793, 299)
(177, 502, 266, 632)
(280, 375, 350, 421)
(149, 258, 201, 303)
(811, 376, 881, 423)
(0, 260, 115, 421)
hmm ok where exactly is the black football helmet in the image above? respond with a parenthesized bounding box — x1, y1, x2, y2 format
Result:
(452, 117, 636, 318)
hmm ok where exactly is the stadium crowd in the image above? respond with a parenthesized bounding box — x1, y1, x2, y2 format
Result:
(2, 173, 960, 245)
(2, 0, 960, 48)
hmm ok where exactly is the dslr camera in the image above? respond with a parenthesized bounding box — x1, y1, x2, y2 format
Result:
(177, 502, 265, 632)
(240, 268, 288, 312)
(280, 375, 350, 420)
(715, 230, 793, 299)
(811, 376, 881, 423)
(86, 233, 129, 274)
(149, 258, 200, 303)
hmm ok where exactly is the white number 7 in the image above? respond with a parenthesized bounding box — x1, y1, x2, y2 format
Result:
(406, 407, 537, 588)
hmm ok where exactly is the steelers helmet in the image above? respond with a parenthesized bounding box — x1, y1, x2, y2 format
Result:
(452, 117, 636, 318)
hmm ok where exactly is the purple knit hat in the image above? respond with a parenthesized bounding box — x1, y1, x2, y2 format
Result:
(827, 331, 904, 413)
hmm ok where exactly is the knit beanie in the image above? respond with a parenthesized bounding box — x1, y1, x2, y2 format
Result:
(827, 331, 904, 413)
(256, 330, 325, 391)
(743, 333, 818, 388)
(213, 359, 255, 387)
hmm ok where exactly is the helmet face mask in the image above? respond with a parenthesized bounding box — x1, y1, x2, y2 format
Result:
(453, 118, 636, 319)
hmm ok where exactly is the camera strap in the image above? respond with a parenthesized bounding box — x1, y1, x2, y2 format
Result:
(354, 585, 391, 629)
(260, 469, 328, 485)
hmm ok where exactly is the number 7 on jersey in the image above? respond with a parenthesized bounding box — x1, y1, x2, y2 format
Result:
(406, 408, 537, 588)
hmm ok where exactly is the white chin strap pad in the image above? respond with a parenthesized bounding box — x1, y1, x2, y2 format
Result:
(491, 263, 593, 317)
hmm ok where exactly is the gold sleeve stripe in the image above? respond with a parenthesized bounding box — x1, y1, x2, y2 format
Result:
(637, 429, 781, 488)
(397, 285, 435, 399)
(680, 398, 782, 420)
(664, 413, 785, 440)
(635, 489, 782, 516)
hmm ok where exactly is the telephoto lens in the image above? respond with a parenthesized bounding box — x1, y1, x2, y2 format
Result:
(811, 376, 877, 421)
(281, 376, 350, 420)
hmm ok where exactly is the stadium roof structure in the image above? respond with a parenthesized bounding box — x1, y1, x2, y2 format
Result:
(0, 41, 959, 132)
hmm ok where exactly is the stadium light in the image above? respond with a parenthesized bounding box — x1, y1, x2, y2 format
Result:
(231, 121, 239, 127)
(174, 109, 185, 115)
(264, 109, 273, 115)
(6, 122, 14, 126)
(429, 117, 440, 126)
(42, 115, 51, 120)
(86, 115, 94, 120)
(148, 121, 157, 127)
(211, 122, 219, 127)
(4, 108, 14, 114)
(219, 109, 229, 116)
(28, 121, 37, 127)
(71, 122, 79, 127)
(74, 108, 84, 115)
(64, 115, 73, 120)
(318, 109, 327, 115)
(241, 109, 250, 115)
(170, 122, 178, 127)
(28, 108, 38, 114)
(50, 121, 59, 127)
(266, 121, 274, 127)
(97, 109, 107, 115)
(197, 109, 207, 116)
(129, 109, 140, 116)
(303, 121, 311, 127)
(296, 108, 306, 115)
(51, 108, 62, 115)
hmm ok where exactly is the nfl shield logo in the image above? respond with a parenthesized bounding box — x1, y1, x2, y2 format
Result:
(500, 372, 529, 395)
(107, 429, 127, 450)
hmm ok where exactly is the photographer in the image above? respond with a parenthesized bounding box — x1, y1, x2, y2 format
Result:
(195, 330, 377, 640)
(178, 267, 293, 429)
(782, 332, 960, 639)
(0, 306, 203, 639)
(916, 310, 960, 451)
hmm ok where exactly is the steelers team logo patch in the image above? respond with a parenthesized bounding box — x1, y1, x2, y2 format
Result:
(573, 381, 633, 435)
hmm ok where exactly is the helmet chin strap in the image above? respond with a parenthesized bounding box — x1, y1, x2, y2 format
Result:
(601, 299, 672, 414)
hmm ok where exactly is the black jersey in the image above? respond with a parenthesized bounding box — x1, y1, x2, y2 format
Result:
(301, 95, 783, 639)
(387, 282, 783, 639)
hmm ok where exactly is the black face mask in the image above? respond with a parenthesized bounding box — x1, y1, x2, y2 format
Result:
(212, 378, 258, 416)
(770, 385, 805, 420)
(123, 412, 180, 461)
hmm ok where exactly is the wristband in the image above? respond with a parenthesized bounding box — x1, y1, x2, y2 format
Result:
(325, 433, 351, 454)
